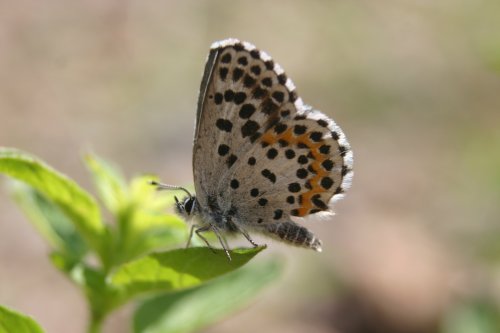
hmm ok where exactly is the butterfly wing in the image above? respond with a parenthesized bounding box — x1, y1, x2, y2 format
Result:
(193, 38, 299, 209)
(193, 39, 353, 248)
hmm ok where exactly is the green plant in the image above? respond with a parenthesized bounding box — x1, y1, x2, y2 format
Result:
(0, 147, 281, 333)
(0, 305, 44, 333)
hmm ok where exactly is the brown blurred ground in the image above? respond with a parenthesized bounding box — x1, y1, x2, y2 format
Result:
(1, 1, 500, 332)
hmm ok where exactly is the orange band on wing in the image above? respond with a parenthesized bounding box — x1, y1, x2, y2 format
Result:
(261, 128, 332, 217)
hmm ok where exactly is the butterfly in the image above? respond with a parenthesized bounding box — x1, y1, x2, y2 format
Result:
(153, 39, 353, 260)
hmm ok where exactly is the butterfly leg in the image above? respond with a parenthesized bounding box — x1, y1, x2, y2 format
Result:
(186, 224, 196, 249)
(235, 224, 261, 248)
(193, 225, 217, 254)
(211, 224, 232, 261)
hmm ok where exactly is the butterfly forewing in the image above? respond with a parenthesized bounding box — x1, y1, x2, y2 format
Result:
(193, 39, 352, 229)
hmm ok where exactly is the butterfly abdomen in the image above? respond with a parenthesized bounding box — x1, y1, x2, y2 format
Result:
(259, 221, 322, 252)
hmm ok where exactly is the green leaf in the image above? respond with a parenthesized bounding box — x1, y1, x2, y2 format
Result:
(111, 246, 266, 302)
(133, 259, 282, 333)
(0, 305, 45, 333)
(84, 153, 127, 214)
(127, 177, 205, 249)
(0, 148, 104, 258)
(111, 175, 188, 265)
(115, 214, 187, 263)
(10, 181, 87, 260)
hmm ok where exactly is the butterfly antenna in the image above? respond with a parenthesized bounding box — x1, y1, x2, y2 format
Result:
(150, 180, 193, 199)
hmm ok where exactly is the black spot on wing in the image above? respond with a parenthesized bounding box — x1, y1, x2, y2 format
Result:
(252, 86, 267, 99)
(243, 75, 256, 88)
(224, 89, 234, 102)
(273, 209, 283, 220)
(216, 119, 233, 132)
(239, 104, 256, 119)
(321, 177, 334, 189)
(296, 168, 308, 179)
(285, 149, 296, 159)
(317, 119, 328, 127)
(250, 49, 260, 58)
(237, 56, 248, 66)
(342, 165, 350, 176)
(258, 198, 268, 206)
(312, 194, 328, 209)
(294, 125, 307, 135)
(272, 91, 285, 103)
(278, 74, 287, 85)
(234, 43, 244, 51)
(233, 67, 244, 82)
(309, 132, 323, 142)
(226, 154, 237, 168)
(274, 123, 287, 134)
(339, 146, 347, 157)
(297, 155, 308, 164)
(266, 148, 278, 159)
(233, 92, 247, 105)
(288, 183, 301, 193)
(214, 93, 223, 105)
(322, 159, 334, 171)
(261, 169, 276, 183)
(230, 179, 239, 189)
(217, 144, 229, 156)
(261, 99, 278, 115)
(219, 68, 228, 81)
(278, 139, 289, 147)
(241, 120, 260, 138)
(221, 53, 231, 63)
(251, 65, 261, 75)
(319, 145, 331, 154)
(262, 77, 272, 87)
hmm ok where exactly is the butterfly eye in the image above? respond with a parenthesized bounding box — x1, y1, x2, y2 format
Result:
(184, 197, 194, 215)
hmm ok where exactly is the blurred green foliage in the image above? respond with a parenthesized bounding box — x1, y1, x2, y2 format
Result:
(0, 305, 44, 333)
(0, 147, 280, 333)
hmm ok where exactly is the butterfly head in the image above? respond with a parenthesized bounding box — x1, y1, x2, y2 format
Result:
(150, 181, 198, 220)
(175, 195, 198, 220)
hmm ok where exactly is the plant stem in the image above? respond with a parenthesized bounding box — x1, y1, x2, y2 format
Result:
(88, 310, 105, 333)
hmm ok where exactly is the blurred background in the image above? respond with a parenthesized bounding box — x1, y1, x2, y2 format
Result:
(1, 1, 500, 332)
